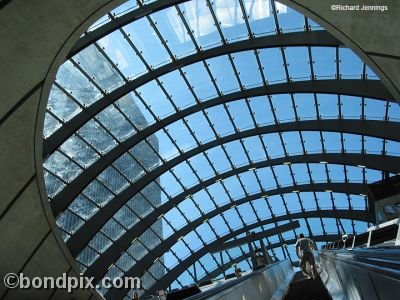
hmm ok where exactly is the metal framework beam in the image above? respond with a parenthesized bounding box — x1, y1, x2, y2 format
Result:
(68, 0, 190, 58)
(200, 252, 253, 282)
(84, 182, 370, 284)
(146, 234, 343, 295)
(209, 221, 300, 253)
(64, 140, 400, 258)
(47, 84, 395, 218)
(199, 234, 341, 282)
(46, 30, 356, 156)
(66, 150, 398, 262)
(52, 119, 400, 219)
(106, 214, 345, 299)
(44, 77, 392, 158)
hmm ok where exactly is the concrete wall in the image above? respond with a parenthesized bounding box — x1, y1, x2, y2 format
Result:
(0, 0, 122, 299)
(281, 0, 400, 101)
(0, 0, 399, 299)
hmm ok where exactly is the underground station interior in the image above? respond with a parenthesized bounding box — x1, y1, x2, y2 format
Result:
(1, 0, 400, 299)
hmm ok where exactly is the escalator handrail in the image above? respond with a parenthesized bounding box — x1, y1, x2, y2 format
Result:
(185, 260, 288, 300)
(318, 247, 400, 280)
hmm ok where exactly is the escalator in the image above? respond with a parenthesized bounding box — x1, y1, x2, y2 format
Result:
(182, 260, 294, 300)
(284, 271, 331, 300)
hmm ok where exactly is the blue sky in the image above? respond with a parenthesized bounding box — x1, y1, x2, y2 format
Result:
(42, 0, 400, 296)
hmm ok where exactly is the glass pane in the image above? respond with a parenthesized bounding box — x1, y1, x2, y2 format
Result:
(183, 61, 216, 100)
(160, 70, 196, 109)
(244, 0, 276, 36)
(124, 18, 170, 68)
(232, 51, 262, 87)
(179, 0, 222, 49)
(339, 48, 363, 79)
(47, 85, 82, 121)
(212, 0, 248, 42)
(56, 60, 102, 106)
(275, 2, 304, 33)
(73, 45, 124, 92)
(207, 55, 240, 93)
(258, 48, 286, 83)
(311, 47, 336, 79)
(285, 47, 310, 81)
(151, 7, 196, 58)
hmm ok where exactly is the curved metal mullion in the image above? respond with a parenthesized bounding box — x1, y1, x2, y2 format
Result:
(68, 0, 189, 58)
(325, 160, 345, 235)
(59, 59, 142, 189)
(86, 158, 376, 280)
(142, 229, 344, 297)
(104, 188, 370, 287)
(243, 24, 300, 249)
(200, 252, 253, 282)
(47, 82, 394, 206)
(237, 0, 253, 39)
(94, 33, 129, 85)
(296, 130, 328, 238)
(362, 61, 367, 80)
(46, 31, 348, 155)
(271, 0, 282, 35)
(61, 123, 400, 254)
(196, 147, 243, 265)
(295, 126, 326, 237)
(205, 0, 226, 45)
(234, 140, 264, 226)
(198, 232, 340, 283)
(69, 57, 106, 95)
(249, 158, 279, 257)
(178, 185, 226, 276)
(85, 182, 370, 283)
(114, 210, 359, 300)
(200, 73, 253, 265)
(348, 192, 357, 236)
(307, 36, 316, 81)
(335, 47, 340, 80)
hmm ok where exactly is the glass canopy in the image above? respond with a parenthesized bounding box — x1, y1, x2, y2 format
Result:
(42, 0, 400, 299)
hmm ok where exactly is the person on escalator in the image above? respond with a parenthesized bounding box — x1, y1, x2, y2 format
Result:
(295, 233, 318, 279)
(132, 291, 139, 300)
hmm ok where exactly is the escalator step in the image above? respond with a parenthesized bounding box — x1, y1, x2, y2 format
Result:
(284, 272, 331, 300)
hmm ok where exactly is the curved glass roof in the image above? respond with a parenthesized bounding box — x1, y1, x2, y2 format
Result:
(42, 0, 400, 299)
